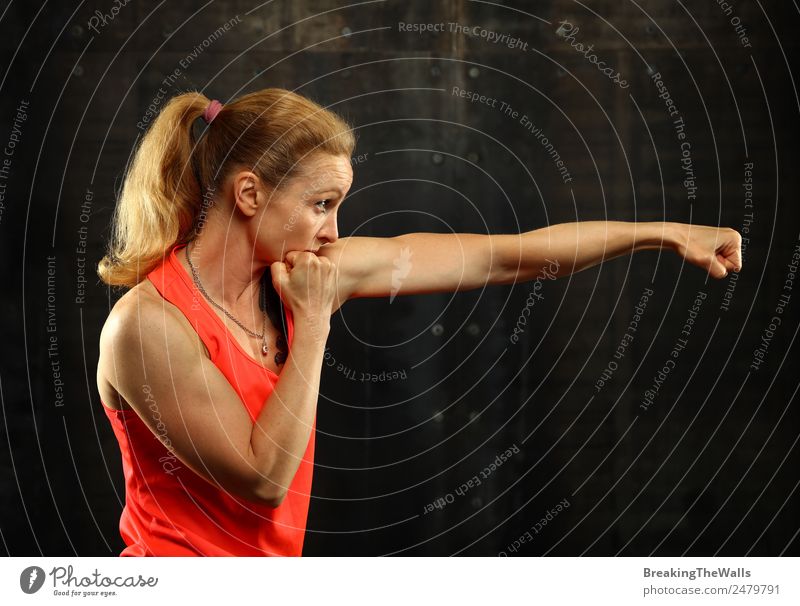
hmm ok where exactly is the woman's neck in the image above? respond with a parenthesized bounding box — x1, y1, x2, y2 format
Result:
(185, 228, 267, 312)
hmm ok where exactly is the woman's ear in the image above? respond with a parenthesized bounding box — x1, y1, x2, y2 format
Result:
(231, 170, 262, 217)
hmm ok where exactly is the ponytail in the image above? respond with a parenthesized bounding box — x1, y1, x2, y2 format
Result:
(98, 87, 355, 288)
(98, 92, 210, 287)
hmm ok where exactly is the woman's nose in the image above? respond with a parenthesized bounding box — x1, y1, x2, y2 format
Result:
(318, 215, 339, 244)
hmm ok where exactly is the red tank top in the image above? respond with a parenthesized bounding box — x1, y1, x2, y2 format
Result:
(101, 243, 316, 556)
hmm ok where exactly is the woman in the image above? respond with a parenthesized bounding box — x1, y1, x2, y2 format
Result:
(96, 88, 742, 556)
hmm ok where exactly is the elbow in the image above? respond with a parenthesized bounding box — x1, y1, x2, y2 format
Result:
(250, 479, 288, 509)
(494, 263, 526, 286)
(499, 259, 564, 284)
(263, 488, 287, 509)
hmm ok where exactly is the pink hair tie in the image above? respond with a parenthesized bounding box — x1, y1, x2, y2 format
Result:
(202, 99, 223, 124)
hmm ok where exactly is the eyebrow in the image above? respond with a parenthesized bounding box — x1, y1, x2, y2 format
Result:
(311, 187, 344, 195)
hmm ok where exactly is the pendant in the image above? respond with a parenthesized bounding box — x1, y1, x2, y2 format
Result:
(261, 337, 269, 355)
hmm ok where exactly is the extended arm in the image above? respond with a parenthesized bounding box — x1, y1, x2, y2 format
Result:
(319, 221, 743, 303)
(490, 221, 741, 282)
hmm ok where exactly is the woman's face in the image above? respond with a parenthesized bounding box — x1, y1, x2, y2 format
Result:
(255, 153, 353, 262)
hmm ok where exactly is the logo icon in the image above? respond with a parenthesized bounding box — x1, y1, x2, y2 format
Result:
(390, 246, 413, 303)
(20, 566, 46, 594)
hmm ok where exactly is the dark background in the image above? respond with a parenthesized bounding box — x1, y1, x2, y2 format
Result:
(0, 0, 798, 556)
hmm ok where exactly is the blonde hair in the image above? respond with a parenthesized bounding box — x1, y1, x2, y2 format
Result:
(97, 88, 356, 287)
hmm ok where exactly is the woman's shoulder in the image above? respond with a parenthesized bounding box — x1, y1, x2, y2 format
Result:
(97, 280, 210, 404)
(103, 280, 168, 334)
(97, 281, 163, 411)
(99, 280, 203, 361)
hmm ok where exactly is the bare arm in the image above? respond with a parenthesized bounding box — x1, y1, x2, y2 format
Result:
(319, 221, 743, 302)
(250, 318, 328, 504)
(101, 253, 335, 507)
(491, 220, 679, 282)
(490, 221, 742, 282)
(101, 287, 329, 507)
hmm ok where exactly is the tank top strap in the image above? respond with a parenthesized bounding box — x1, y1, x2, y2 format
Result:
(146, 244, 224, 361)
(146, 244, 294, 372)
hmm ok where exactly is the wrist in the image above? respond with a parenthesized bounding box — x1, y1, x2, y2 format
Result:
(663, 222, 687, 253)
(635, 222, 682, 252)
(293, 314, 331, 341)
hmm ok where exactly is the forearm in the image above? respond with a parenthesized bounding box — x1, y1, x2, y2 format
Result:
(249, 318, 329, 503)
(495, 221, 680, 282)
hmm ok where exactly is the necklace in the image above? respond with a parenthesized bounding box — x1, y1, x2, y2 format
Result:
(185, 243, 270, 356)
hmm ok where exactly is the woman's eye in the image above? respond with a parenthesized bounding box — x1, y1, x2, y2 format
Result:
(316, 199, 330, 211)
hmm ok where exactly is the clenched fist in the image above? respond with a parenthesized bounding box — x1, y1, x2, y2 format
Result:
(673, 225, 743, 279)
(270, 251, 338, 320)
